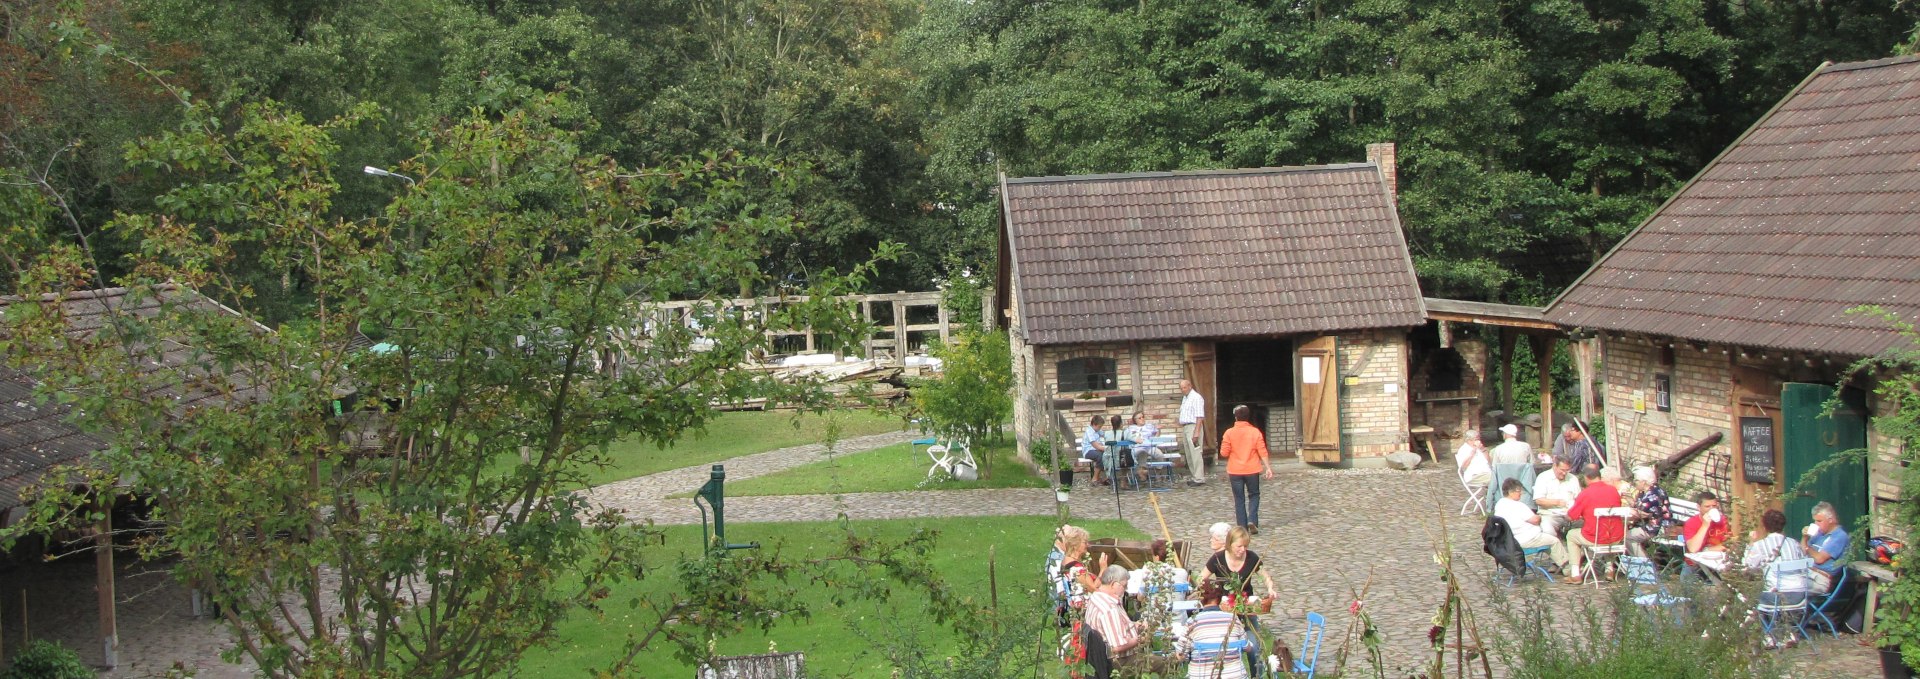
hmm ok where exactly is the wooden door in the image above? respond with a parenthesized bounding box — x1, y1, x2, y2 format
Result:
(1183, 341, 1218, 451)
(1297, 336, 1341, 463)
(1730, 364, 1782, 519)
(1780, 382, 1869, 534)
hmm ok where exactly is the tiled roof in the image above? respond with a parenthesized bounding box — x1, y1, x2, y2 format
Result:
(1002, 164, 1427, 346)
(0, 285, 261, 512)
(1546, 56, 1920, 357)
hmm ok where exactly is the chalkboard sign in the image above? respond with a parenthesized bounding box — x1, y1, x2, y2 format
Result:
(1739, 416, 1775, 484)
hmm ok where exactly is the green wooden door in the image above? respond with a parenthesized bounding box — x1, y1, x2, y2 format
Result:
(1779, 382, 1869, 534)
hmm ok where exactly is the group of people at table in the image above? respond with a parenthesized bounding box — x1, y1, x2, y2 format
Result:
(1078, 412, 1178, 487)
(1048, 523, 1280, 678)
(1459, 423, 1849, 592)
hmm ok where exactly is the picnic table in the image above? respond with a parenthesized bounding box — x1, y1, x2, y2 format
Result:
(1854, 560, 1897, 631)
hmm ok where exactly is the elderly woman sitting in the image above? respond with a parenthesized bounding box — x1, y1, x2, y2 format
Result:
(1178, 581, 1252, 679)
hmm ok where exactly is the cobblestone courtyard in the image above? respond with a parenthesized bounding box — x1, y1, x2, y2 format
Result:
(7, 436, 1885, 677)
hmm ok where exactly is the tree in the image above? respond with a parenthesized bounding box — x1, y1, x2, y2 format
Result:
(910, 329, 1013, 478)
(0, 73, 945, 675)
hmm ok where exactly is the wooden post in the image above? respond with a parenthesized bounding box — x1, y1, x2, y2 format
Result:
(95, 497, 118, 669)
(861, 301, 873, 359)
(891, 300, 907, 366)
(1531, 335, 1557, 447)
(1575, 338, 1594, 423)
(1498, 329, 1517, 415)
(937, 303, 951, 346)
(1129, 343, 1144, 406)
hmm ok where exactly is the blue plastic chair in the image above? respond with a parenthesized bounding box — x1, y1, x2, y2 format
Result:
(1755, 557, 1812, 642)
(1621, 555, 1688, 608)
(1292, 612, 1325, 678)
(1801, 565, 1852, 638)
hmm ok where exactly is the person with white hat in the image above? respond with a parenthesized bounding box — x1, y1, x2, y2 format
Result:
(1490, 423, 1533, 465)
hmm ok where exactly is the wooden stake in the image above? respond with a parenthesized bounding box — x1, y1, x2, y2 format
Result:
(1147, 492, 1183, 570)
(96, 498, 118, 669)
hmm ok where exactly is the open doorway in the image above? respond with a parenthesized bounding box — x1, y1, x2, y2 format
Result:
(1215, 339, 1297, 458)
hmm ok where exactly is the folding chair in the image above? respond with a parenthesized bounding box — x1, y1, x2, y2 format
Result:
(1755, 557, 1812, 644)
(1459, 471, 1488, 516)
(1292, 612, 1325, 679)
(1579, 507, 1632, 587)
(1621, 555, 1689, 608)
(1800, 565, 1853, 639)
(925, 438, 958, 481)
(1501, 544, 1557, 585)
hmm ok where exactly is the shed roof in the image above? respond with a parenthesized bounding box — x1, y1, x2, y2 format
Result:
(1545, 56, 1920, 357)
(0, 285, 261, 513)
(1002, 164, 1426, 346)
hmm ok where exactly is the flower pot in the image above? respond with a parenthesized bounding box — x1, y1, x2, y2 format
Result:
(1058, 468, 1074, 486)
(1883, 648, 1915, 679)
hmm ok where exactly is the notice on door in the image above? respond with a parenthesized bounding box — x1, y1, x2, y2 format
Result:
(1302, 357, 1322, 384)
(1739, 416, 1775, 484)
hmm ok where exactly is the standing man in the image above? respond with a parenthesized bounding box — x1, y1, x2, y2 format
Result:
(1219, 405, 1274, 534)
(1179, 378, 1208, 486)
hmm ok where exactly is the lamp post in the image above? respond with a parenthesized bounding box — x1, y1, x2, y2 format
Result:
(362, 165, 416, 185)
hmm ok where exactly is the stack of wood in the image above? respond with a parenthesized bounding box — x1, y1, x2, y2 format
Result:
(720, 358, 908, 410)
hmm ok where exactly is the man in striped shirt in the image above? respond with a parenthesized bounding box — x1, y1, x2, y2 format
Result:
(1085, 565, 1175, 675)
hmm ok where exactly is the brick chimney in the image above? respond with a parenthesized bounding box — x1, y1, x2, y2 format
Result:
(1365, 142, 1398, 200)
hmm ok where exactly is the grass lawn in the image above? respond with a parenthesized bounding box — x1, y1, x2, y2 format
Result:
(519, 516, 1145, 676)
(707, 440, 1048, 497)
(496, 409, 906, 488)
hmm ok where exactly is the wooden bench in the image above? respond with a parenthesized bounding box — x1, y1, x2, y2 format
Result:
(1649, 497, 1700, 562)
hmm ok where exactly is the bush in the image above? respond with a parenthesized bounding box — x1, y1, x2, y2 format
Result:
(1485, 575, 1779, 679)
(0, 640, 93, 679)
(910, 330, 1013, 476)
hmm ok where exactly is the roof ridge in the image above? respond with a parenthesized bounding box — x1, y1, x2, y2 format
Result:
(1819, 53, 1920, 74)
(1004, 162, 1377, 185)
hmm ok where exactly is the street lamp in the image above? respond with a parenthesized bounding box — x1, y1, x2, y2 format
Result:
(362, 165, 416, 185)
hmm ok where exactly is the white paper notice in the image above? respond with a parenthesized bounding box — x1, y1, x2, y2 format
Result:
(1302, 357, 1322, 383)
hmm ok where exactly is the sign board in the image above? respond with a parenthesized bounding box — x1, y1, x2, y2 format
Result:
(1739, 416, 1775, 484)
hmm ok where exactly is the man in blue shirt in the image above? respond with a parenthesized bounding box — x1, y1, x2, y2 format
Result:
(1802, 501, 1850, 595)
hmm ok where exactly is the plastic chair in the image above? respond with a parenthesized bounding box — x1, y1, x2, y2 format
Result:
(1144, 461, 1176, 491)
(1502, 544, 1557, 585)
(1578, 507, 1632, 587)
(1459, 470, 1488, 516)
(1801, 565, 1852, 638)
(1292, 612, 1325, 678)
(925, 437, 959, 481)
(1755, 557, 1812, 642)
(1620, 555, 1689, 608)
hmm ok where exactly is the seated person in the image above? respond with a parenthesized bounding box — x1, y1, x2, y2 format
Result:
(1531, 456, 1581, 535)
(1109, 414, 1150, 483)
(1682, 491, 1732, 578)
(1743, 508, 1810, 606)
(1490, 423, 1533, 465)
(1204, 526, 1276, 601)
(1080, 415, 1111, 485)
(1562, 467, 1625, 584)
(1802, 501, 1850, 595)
(1493, 477, 1564, 567)
(1456, 429, 1491, 489)
(1084, 565, 1178, 675)
(1177, 581, 1251, 679)
(1625, 466, 1673, 557)
(1125, 412, 1164, 456)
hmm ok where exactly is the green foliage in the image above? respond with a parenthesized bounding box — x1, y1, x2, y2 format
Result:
(910, 330, 1014, 477)
(1486, 577, 1779, 679)
(0, 87, 917, 677)
(0, 641, 93, 679)
(1843, 307, 1920, 663)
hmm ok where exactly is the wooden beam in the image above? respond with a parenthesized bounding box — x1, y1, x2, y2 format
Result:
(1532, 335, 1558, 447)
(1424, 311, 1562, 332)
(1499, 329, 1517, 415)
(892, 300, 907, 366)
(95, 497, 117, 669)
(1575, 338, 1594, 423)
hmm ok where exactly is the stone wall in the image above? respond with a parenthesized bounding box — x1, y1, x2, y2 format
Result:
(1338, 329, 1412, 460)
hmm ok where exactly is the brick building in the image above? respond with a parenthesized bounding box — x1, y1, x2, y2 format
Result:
(993, 145, 1434, 469)
(1545, 56, 1920, 537)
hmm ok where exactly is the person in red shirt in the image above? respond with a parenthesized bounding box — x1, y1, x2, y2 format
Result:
(1219, 405, 1273, 535)
(1562, 467, 1625, 584)
(1682, 491, 1733, 580)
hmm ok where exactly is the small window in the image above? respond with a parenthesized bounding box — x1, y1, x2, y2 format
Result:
(1057, 357, 1118, 393)
(1654, 373, 1672, 413)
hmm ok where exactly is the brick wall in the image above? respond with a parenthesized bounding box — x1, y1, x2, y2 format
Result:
(1338, 329, 1412, 460)
(1601, 339, 1735, 496)
(1268, 405, 1300, 452)
(1869, 384, 1907, 540)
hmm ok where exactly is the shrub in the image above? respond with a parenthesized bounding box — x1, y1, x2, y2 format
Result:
(1484, 575, 1780, 679)
(0, 640, 93, 679)
(910, 330, 1013, 477)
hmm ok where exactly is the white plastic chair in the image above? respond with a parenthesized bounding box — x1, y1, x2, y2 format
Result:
(1458, 471, 1488, 516)
(926, 436, 974, 481)
(1580, 506, 1634, 586)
